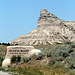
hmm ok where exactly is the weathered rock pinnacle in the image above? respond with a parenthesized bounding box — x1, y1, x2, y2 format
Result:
(10, 9, 75, 45)
(40, 9, 57, 18)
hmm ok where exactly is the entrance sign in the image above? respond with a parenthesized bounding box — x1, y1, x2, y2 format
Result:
(2, 46, 34, 67)
(5, 46, 34, 59)
(2, 46, 42, 67)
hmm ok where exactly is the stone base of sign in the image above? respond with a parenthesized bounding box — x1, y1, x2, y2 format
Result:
(2, 59, 11, 67)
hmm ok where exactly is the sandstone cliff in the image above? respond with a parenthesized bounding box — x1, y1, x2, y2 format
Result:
(10, 9, 75, 45)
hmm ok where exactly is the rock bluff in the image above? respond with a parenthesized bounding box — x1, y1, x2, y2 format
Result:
(10, 9, 75, 45)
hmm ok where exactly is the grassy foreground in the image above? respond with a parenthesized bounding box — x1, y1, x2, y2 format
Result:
(0, 45, 7, 57)
(4, 60, 69, 75)
(0, 43, 75, 75)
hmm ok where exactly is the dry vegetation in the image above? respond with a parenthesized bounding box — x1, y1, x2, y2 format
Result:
(0, 45, 7, 57)
(0, 43, 75, 75)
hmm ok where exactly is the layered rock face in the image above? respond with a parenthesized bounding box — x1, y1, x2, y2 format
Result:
(10, 9, 75, 45)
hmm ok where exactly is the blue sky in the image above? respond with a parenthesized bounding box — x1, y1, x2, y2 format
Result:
(0, 0, 75, 43)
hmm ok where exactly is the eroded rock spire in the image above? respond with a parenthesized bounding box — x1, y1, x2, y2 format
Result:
(10, 9, 75, 45)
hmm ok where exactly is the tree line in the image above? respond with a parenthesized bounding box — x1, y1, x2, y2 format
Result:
(0, 43, 10, 46)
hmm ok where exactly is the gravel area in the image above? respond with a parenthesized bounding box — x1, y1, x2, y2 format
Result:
(0, 71, 11, 75)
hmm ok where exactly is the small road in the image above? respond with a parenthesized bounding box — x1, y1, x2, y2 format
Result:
(0, 71, 11, 75)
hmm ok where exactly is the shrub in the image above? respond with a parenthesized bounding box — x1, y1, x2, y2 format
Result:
(16, 56, 21, 62)
(0, 56, 5, 66)
(47, 51, 52, 57)
(65, 51, 75, 69)
(30, 54, 37, 60)
(8, 65, 11, 68)
(21, 56, 29, 64)
(36, 53, 45, 60)
(11, 55, 16, 63)
(54, 62, 62, 68)
(47, 45, 75, 68)
(0, 67, 5, 71)
(30, 52, 45, 60)
(0, 62, 1, 66)
(51, 46, 73, 61)
(21, 57, 24, 64)
(69, 44, 75, 48)
(69, 69, 75, 75)
(11, 56, 21, 63)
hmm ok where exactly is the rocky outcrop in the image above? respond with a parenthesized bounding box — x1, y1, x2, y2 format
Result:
(10, 9, 75, 45)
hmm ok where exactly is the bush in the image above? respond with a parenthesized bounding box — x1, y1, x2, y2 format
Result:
(30, 52, 45, 60)
(8, 65, 11, 68)
(0, 56, 5, 66)
(49, 46, 73, 62)
(36, 53, 45, 60)
(54, 62, 62, 68)
(11, 55, 16, 63)
(65, 51, 75, 69)
(30, 54, 38, 60)
(47, 51, 52, 57)
(69, 69, 75, 75)
(16, 56, 21, 62)
(11, 55, 21, 63)
(69, 44, 75, 48)
(21, 56, 29, 64)
(46, 45, 75, 69)
(0, 67, 5, 71)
